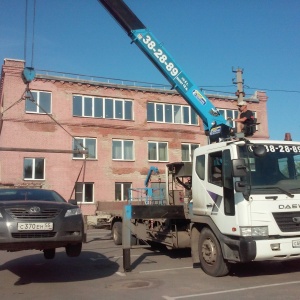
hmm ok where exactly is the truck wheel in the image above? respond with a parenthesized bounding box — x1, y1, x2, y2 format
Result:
(112, 221, 122, 245)
(199, 227, 230, 277)
(44, 248, 55, 259)
(66, 243, 82, 257)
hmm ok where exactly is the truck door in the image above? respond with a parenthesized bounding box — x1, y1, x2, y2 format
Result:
(193, 149, 235, 217)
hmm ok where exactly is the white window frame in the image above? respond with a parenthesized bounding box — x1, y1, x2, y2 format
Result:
(115, 182, 132, 201)
(73, 137, 97, 160)
(73, 95, 133, 120)
(112, 139, 134, 161)
(219, 108, 258, 131)
(147, 102, 198, 125)
(25, 91, 52, 114)
(24, 157, 45, 180)
(75, 182, 94, 203)
(148, 141, 168, 162)
(181, 143, 200, 162)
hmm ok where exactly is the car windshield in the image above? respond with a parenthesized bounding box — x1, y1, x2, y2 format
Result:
(0, 189, 66, 203)
(239, 143, 300, 195)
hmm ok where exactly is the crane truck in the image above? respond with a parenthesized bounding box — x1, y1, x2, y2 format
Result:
(98, 0, 300, 277)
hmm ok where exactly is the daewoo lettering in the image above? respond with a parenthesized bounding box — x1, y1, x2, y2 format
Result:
(279, 204, 300, 209)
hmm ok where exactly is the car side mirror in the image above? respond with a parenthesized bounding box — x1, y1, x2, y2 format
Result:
(69, 199, 78, 205)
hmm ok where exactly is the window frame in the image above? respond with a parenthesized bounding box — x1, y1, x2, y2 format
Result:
(112, 139, 134, 161)
(73, 95, 133, 120)
(219, 108, 258, 131)
(115, 182, 132, 201)
(23, 157, 45, 180)
(75, 182, 94, 203)
(25, 90, 52, 114)
(73, 137, 97, 160)
(147, 102, 198, 125)
(148, 141, 169, 162)
(181, 143, 200, 162)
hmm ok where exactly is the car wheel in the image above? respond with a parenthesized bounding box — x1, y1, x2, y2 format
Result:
(199, 227, 230, 277)
(112, 221, 122, 245)
(66, 243, 82, 257)
(44, 248, 55, 259)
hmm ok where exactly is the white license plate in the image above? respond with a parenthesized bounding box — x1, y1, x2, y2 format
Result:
(17, 222, 53, 231)
(292, 239, 300, 248)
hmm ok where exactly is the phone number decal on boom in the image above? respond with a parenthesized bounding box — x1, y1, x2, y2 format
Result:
(139, 34, 180, 77)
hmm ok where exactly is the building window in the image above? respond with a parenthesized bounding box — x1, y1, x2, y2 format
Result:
(25, 91, 51, 114)
(218, 108, 257, 130)
(73, 95, 133, 120)
(115, 182, 132, 201)
(218, 109, 239, 129)
(181, 143, 199, 162)
(147, 102, 198, 125)
(24, 158, 45, 180)
(73, 137, 97, 159)
(75, 182, 94, 203)
(112, 140, 134, 160)
(148, 141, 168, 162)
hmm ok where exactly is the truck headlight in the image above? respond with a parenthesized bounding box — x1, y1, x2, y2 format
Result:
(65, 208, 82, 217)
(240, 226, 268, 237)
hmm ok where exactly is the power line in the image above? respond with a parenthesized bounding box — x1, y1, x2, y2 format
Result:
(244, 85, 300, 94)
(23, 0, 36, 67)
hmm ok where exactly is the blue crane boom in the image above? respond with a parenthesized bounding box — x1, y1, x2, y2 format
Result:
(98, 0, 232, 141)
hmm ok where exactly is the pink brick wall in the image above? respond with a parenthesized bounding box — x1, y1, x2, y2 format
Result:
(0, 59, 269, 216)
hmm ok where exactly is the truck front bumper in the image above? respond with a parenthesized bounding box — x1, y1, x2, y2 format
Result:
(254, 237, 300, 261)
(223, 235, 300, 262)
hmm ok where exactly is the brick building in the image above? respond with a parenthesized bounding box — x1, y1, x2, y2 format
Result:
(0, 59, 269, 215)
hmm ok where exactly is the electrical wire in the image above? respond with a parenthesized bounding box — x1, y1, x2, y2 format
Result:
(244, 85, 300, 94)
(24, 0, 28, 62)
(23, 0, 36, 67)
(31, 0, 36, 68)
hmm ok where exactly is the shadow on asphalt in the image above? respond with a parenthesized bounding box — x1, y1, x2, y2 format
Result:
(130, 242, 300, 277)
(129, 242, 191, 271)
(230, 260, 300, 277)
(0, 250, 119, 285)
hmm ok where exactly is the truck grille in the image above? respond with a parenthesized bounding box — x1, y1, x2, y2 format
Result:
(12, 232, 56, 238)
(272, 212, 300, 232)
(6, 208, 61, 220)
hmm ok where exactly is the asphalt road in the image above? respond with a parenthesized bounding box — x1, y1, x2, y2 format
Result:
(1, 229, 300, 300)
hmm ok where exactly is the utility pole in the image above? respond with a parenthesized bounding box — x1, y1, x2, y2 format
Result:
(232, 68, 245, 105)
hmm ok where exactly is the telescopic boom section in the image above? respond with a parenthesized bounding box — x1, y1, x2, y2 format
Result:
(98, 0, 231, 140)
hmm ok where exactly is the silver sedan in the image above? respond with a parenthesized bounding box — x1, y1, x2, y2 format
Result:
(0, 188, 84, 259)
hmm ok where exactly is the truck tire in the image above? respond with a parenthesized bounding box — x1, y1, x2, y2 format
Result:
(112, 221, 122, 245)
(199, 227, 230, 277)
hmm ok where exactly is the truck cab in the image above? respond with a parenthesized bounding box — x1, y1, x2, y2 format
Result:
(191, 139, 300, 269)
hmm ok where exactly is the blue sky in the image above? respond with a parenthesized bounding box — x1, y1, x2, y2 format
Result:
(1, 0, 300, 141)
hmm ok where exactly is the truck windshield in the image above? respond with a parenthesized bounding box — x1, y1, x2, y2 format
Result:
(238, 144, 300, 196)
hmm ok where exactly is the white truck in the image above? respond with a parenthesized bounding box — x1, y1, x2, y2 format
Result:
(97, 0, 300, 276)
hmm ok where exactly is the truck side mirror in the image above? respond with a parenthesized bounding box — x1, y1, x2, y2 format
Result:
(252, 144, 266, 157)
(232, 159, 247, 177)
(235, 181, 246, 192)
